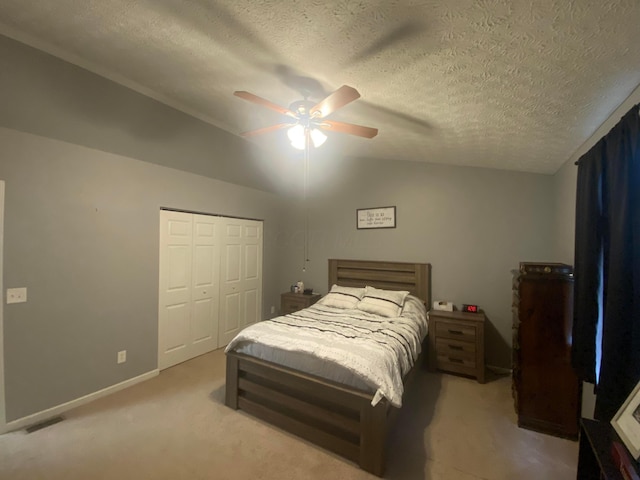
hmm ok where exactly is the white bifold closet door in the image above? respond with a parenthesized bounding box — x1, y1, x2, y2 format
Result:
(159, 210, 262, 370)
(159, 210, 221, 370)
(219, 218, 263, 346)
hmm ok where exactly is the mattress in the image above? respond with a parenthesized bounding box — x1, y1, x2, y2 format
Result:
(225, 295, 428, 407)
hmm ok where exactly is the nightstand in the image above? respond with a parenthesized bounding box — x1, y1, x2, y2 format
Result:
(428, 310, 486, 383)
(280, 292, 322, 315)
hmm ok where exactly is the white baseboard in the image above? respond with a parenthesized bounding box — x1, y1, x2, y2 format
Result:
(0, 369, 158, 434)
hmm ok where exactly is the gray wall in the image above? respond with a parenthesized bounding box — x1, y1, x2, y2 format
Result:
(0, 127, 288, 422)
(0, 128, 286, 422)
(278, 153, 555, 368)
(0, 34, 299, 196)
(551, 160, 577, 265)
(0, 35, 289, 422)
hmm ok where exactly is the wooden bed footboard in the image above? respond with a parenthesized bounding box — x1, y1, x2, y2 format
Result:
(225, 351, 391, 476)
(225, 343, 427, 477)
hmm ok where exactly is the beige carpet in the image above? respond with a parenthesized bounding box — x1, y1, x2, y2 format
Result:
(0, 349, 578, 479)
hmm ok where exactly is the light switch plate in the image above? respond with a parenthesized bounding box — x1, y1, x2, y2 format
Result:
(7, 287, 27, 304)
(117, 350, 127, 364)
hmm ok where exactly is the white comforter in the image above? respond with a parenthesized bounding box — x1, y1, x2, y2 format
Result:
(224, 296, 428, 407)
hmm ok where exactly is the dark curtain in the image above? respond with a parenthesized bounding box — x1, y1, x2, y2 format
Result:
(572, 104, 640, 421)
(572, 139, 605, 384)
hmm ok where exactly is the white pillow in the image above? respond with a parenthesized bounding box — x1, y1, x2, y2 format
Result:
(401, 295, 427, 317)
(317, 284, 365, 309)
(357, 286, 409, 318)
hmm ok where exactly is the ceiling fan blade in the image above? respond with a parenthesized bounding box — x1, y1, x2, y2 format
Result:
(309, 85, 361, 118)
(320, 120, 378, 139)
(239, 123, 293, 137)
(233, 91, 298, 119)
(347, 21, 426, 65)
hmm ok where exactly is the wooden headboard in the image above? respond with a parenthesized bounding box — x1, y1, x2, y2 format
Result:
(328, 259, 431, 306)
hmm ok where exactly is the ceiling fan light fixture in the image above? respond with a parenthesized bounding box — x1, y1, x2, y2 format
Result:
(287, 124, 306, 150)
(310, 128, 327, 148)
(287, 125, 327, 150)
(234, 86, 377, 144)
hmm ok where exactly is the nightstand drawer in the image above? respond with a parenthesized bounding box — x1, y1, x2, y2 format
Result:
(280, 292, 322, 315)
(283, 299, 309, 313)
(435, 322, 476, 342)
(436, 356, 476, 372)
(436, 338, 476, 357)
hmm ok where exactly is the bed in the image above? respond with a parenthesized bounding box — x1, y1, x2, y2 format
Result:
(224, 259, 432, 476)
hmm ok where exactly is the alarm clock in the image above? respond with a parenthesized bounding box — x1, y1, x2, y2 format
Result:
(462, 304, 479, 313)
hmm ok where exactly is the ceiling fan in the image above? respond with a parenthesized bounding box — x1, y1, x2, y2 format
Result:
(233, 85, 378, 150)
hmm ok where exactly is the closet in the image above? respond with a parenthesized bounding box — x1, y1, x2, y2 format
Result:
(158, 210, 262, 370)
(512, 262, 580, 439)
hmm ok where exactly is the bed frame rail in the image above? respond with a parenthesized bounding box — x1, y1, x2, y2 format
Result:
(226, 351, 390, 476)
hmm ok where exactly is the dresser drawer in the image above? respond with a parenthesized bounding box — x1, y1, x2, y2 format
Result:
(435, 321, 476, 342)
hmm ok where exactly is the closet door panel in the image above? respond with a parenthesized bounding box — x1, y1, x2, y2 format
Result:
(159, 210, 193, 370)
(245, 244, 259, 281)
(224, 245, 242, 282)
(192, 298, 215, 343)
(243, 288, 259, 326)
(220, 292, 241, 345)
(242, 224, 262, 328)
(189, 214, 220, 357)
(219, 219, 263, 346)
(165, 304, 190, 352)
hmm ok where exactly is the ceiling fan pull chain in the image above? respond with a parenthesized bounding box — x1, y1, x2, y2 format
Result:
(302, 129, 310, 272)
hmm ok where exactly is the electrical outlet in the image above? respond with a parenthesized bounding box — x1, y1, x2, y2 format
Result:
(7, 287, 27, 304)
(117, 350, 127, 364)
(270, 305, 275, 314)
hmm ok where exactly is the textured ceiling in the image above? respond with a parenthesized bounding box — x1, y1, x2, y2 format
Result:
(1, 0, 639, 174)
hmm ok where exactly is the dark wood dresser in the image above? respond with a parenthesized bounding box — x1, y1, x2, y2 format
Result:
(512, 262, 581, 439)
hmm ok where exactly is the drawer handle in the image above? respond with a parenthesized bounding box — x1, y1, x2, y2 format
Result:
(448, 330, 464, 335)
(449, 345, 463, 350)
(449, 358, 464, 364)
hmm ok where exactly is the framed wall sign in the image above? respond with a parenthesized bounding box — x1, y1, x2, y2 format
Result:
(611, 380, 640, 460)
(357, 206, 396, 230)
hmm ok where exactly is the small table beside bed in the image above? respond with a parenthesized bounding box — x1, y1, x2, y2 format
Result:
(224, 259, 432, 477)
